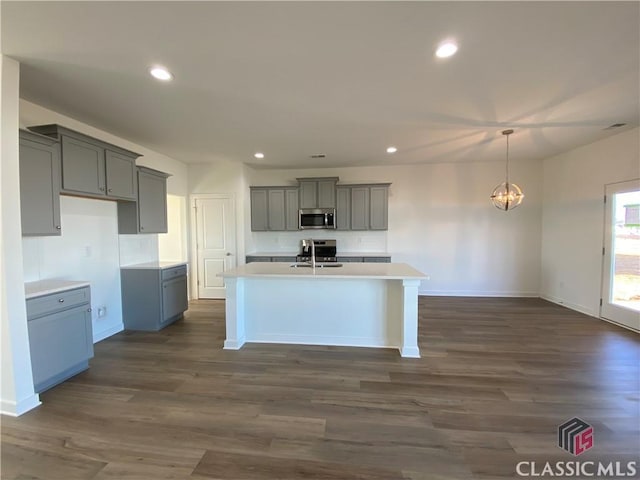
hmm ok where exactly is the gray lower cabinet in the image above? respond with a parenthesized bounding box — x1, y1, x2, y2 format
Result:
(19, 130, 62, 236)
(246, 255, 272, 263)
(246, 256, 296, 263)
(118, 167, 170, 234)
(26, 286, 93, 393)
(337, 256, 391, 263)
(363, 256, 391, 263)
(337, 256, 363, 263)
(251, 187, 299, 231)
(121, 264, 188, 331)
(28, 124, 140, 201)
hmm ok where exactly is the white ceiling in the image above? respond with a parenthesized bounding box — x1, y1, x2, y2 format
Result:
(2, 1, 639, 169)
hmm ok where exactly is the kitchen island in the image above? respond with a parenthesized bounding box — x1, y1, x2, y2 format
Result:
(220, 262, 426, 357)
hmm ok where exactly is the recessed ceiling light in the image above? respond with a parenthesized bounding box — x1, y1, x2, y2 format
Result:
(254, 152, 265, 159)
(149, 66, 173, 81)
(386, 146, 398, 154)
(435, 41, 458, 58)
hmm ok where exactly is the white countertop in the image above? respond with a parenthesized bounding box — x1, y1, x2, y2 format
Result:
(221, 262, 426, 280)
(25, 279, 90, 299)
(120, 261, 188, 270)
(247, 251, 391, 257)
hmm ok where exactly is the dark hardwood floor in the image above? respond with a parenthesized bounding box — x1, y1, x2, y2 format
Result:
(2, 297, 639, 479)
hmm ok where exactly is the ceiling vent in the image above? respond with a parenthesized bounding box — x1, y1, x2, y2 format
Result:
(604, 123, 627, 130)
(310, 154, 326, 159)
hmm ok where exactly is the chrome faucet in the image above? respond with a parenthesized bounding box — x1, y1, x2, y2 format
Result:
(302, 239, 316, 268)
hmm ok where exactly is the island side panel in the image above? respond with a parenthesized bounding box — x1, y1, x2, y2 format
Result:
(399, 279, 421, 358)
(223, 277, 246, 349)
(242, 277, 400, 349)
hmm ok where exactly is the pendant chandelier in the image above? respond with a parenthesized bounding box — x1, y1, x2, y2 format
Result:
(490, 129, 524, 211)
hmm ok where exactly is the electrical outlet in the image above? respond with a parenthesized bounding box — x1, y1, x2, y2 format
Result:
(97, 306, 107, 318)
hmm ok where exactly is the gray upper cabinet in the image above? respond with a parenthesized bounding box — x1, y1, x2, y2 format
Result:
(19, 130, 62, 236)
(297, 177, 338, 208)
(285, 189, 299, 231)
(105, 150, 138, 199)
(61, 135, 105, 196)
(268, 189, 286, 231)
(118, 167, 170, 234)
(369, 186, 389, 230)
(347, 184, 391, 231)
(249, 178, 389, 231)
(336, 186, 351, 230)
(250, 188, 269, 231)
(251, 187, 299, 231)
(350, 187, 371, 231)
(138, 168, 169, 233)
(298, 181, 317, 209)
(28, 124, 140, 201)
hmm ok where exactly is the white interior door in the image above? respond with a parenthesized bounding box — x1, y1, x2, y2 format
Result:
(601, 179, 640, 332)
(194, 195, 236, 299)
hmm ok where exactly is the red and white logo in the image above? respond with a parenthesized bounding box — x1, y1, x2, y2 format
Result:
(558, 417, 594, 456)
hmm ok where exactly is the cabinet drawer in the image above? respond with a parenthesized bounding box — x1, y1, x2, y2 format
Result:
(270, 256, 297, 263)
(26, 286, 90, 320)
(246, 256, 272, 263)
(363, 257, 391, 263)
(161, 265, 187, 280)
(337, 257, 364, 263)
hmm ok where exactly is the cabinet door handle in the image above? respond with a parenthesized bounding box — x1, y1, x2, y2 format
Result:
(99, 187, 105, 192)
(140, 226, 144, 231)
(58, 298, 64, 303)
(108, 188, 113, 193)
(56, 225, 61, 230)
(87, 308, 92, 312)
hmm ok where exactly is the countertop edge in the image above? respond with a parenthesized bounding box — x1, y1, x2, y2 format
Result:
(25, 280, 91, 299)
(221, 262, 426, 280)
(120, 261, 188, 270)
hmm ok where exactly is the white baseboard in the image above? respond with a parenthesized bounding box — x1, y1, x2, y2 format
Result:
(539, 294, 598, 318)
(93, 323, 124, 343)
(223, 337, 246, 350)
(0, 394, 41, 417)
(420, 290, 539, 298)
(247, 333, 397, 349)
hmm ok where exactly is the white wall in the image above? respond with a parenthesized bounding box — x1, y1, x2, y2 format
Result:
(0, 55, 41, 416)
(22, 197, 124, 342)
(204, 159, 543, 297)
(540, 127, 640, 316)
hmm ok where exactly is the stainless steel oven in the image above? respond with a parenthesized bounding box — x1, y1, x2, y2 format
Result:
(297, 239, 337, 263)
(299, 208, 336, 230)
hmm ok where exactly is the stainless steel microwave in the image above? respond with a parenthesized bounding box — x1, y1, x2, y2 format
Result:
(299, 208, 336, 230)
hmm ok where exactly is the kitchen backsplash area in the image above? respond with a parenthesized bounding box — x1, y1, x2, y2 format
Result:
(119, 234, 159, 266)
(22, 196, 124, 342)
(250, 230, 387, 254)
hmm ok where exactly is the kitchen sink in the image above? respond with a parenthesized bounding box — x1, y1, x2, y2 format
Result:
(290, 262, 343, 268)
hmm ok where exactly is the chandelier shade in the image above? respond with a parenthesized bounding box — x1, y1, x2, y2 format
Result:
(491, 129, 524, 211)
(491, 182, 524, 210)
